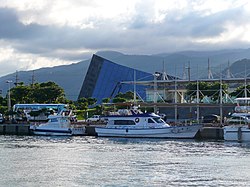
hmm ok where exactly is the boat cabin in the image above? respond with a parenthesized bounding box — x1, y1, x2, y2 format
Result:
(106, 112, 169, 128)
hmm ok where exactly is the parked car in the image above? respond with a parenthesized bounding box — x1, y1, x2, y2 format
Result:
(87, 115, 101, 122)
(202, 114, 220, 123)
(226, 116, 250, 125)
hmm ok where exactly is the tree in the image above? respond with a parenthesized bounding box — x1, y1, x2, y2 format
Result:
(10, 85, 31, 104)
(186, 82, 228, 102)
(0, 95, 6, 106)
(10, 81, 66, 104)
(115, 91, 135, 101)
(30, 81, 65, 103)
(87, 97, 97, 106)
(230, 85, 250, 98)
(102, 98, 110, 103)
(76, 97, 88, 110)
(186, 82, 209, 101)
(113, 97, 126, 103)
(207, 82, 228, 101)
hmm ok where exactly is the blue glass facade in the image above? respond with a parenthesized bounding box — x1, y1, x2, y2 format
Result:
(78, 55, 152, 104)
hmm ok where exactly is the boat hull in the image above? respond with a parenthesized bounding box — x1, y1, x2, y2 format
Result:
(32, 127, 72, 136)
(31, 127, 85, 136)
(71, 127, 86, 136)
(95, 124, 202, 139)
(224, 125, 250, 141)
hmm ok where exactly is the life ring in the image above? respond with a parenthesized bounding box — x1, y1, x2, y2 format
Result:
(135, 118, 140, 123)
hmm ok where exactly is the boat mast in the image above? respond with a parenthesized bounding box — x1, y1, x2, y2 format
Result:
(244, 62, 247, 98)
(219, 65, 223, 125)
(133, 70, 137, 105)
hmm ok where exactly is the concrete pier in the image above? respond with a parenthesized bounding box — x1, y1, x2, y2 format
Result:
(85, 126, 97, 136)
(199, 127, 224, 140)
(0, 124, 32, 135)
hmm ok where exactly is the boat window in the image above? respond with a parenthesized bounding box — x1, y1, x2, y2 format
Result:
(114, 120, 136, 125)
(51, 118, 58, 122)
(153, 117, 165, 123)
(148, 118, 155, 123)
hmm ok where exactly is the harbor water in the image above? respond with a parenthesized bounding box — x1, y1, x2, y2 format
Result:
(0, 136, 250, 186)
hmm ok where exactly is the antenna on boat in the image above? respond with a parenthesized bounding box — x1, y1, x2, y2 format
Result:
(132, 70, 140, 111)
(244, 62, 247, 98)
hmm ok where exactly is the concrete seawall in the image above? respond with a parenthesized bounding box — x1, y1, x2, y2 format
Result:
(198, 127, 223, 140)
(0, 124, 98, 136)
(0, 124, 32, 135)
(0, 124, 224, 140)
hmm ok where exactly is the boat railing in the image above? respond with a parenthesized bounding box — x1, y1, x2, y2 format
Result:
(107, 109, 142, 116)
(167, 119, 202, 127)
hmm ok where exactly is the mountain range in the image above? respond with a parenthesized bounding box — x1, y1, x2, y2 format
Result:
(0, 48, 250, 100)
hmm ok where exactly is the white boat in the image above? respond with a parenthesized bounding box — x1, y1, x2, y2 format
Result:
(30, 110, 85, 136)
(95, 108, 202, 139)
(224, 97, 250, 141)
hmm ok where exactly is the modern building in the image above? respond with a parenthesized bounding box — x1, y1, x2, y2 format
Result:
(78, 54, 154, 104)
(78, 54, 250, 121)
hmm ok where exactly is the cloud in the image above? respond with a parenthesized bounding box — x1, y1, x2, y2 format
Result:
(0, 0, 250, 76)
(0, 8, 94, 59)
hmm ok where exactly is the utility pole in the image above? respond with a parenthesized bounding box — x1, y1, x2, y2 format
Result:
(187, 61, 191, 82)
(133, 70, 137, 105)
(31, 70, 35, 86)
(14, 70, 19, 86)
(226, 60, 233, 79)
(6, 80, 12, 121)
(196, 65, 200, 123)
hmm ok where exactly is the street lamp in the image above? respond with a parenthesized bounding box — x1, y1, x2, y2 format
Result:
(6, 80, 13, 113)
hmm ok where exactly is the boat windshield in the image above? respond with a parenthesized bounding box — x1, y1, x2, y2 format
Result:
(153, 117, 165, 123)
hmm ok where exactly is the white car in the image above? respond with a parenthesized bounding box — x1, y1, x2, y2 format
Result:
(226, 116, 250, 125)
(87, 115, 101, 122)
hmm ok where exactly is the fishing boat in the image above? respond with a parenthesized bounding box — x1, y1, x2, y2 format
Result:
(30, 110, 85, 136)
(224, 97, 250, 141)
(95, 107, 202, 139)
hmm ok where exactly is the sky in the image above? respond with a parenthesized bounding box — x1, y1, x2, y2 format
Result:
(0, 0, 250, 76)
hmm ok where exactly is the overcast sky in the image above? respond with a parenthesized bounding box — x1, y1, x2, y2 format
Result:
(0, 0, 250, 76)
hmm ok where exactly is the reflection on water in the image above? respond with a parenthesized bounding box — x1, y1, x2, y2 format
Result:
(0, 135, 250, 186)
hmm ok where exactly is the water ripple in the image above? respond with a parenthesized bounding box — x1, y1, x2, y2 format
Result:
(0, 136, 250, 186)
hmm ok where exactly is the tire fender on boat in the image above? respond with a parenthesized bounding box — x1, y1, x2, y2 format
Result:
(135, 118, 140, 123)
